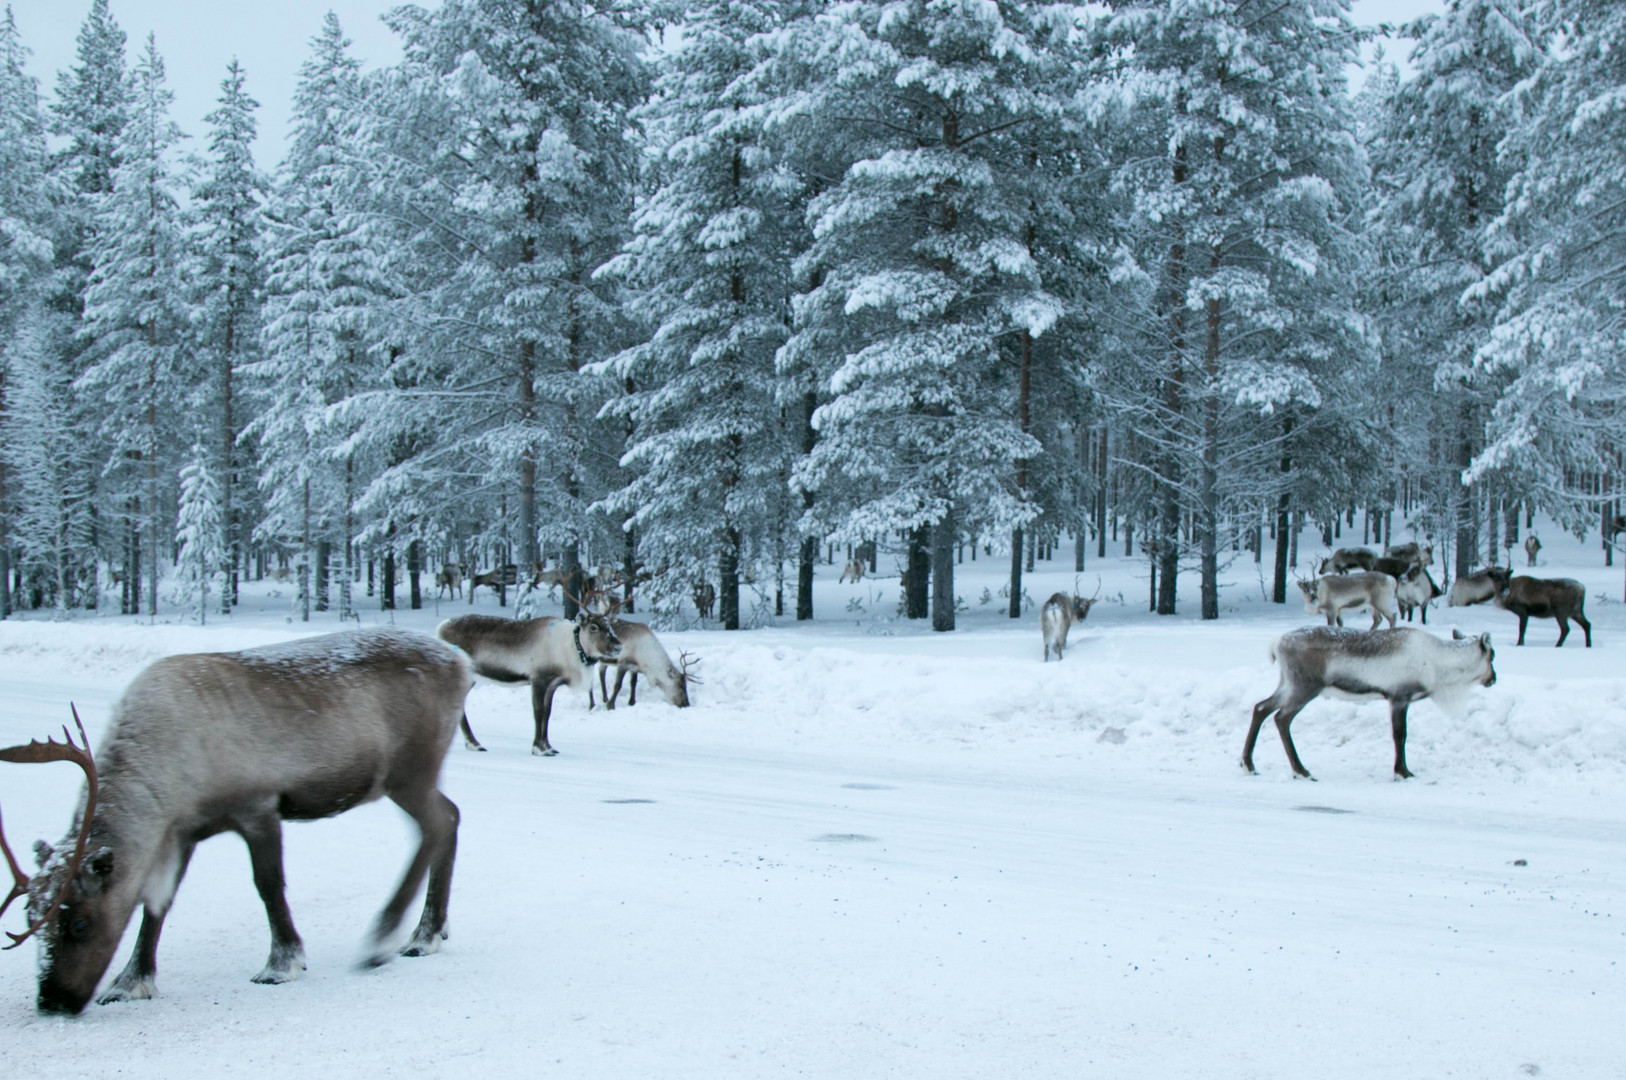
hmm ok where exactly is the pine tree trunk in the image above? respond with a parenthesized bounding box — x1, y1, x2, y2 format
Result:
(382, 549, 395, 611)
(1200, 245, 1222, 621)
(720, 527, 740, 631)
(797, 535, 816, 622)
(931, 508, 955, 632)
(1008, 527, 1023, 619)
(409, 539, 422, 610)
(315, 539, 330, 612)
(562, 544, 581, 620)
(519, 339, 538, 571)
(905, 525, 931, 619)
(1272, 416, 1293, 603)
(622, 521, 636, 615)
(1454, 406, 1476, 580)
(300, 478, 311, 622)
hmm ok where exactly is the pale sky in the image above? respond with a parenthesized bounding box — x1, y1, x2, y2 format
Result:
(7, 0, 1446, 171)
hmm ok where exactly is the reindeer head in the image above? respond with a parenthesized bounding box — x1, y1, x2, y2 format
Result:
(1316, 555, 1334, 576)
(568, 604, 622, 663)
(1452, 629, 1497, 687)
(1296, 576, 1319, 611)
(1, 710, 118, 1015)
(666, 650, 701, 709)
(1070, 575, 1102, 622)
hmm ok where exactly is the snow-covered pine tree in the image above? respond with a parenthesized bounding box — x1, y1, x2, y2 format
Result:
(596, 0, 800, 629)
(174, 443, 225, 624)
(253, 14, 384, 623)
(1094, 0, 1372, 616)
(188, 58, 264, 615)
(357, 0, 653, 616)
(1467, 1, 1626, 541)
(77, 32, 188, 620)
(2, 308, 94, 613)
(0, 7, 57, 332)
(1369, 0, 1540, 579)
(771, 0, 1071, 632)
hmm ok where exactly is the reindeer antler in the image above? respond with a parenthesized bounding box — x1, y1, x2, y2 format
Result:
(0, 705, 97, 949)
(677, 650, 703, 685)
(1091, 574, 1102, 601)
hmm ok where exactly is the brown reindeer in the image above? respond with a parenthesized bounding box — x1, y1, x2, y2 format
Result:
(1494, 575, 1592, 647)
(693, 580, 716, 620)
(1523, 534, 1541, 566)
(1040, 576, 1101, 661)
(1, 629, 472, 1015)
(435, 563, 463, 600)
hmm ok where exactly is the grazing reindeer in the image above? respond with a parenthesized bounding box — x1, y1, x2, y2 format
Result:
(1297, 571, 1398, 630)
(1, 629, 472, 1015)
(1040, 577, 1101, 661)
(1494, 575, 1592, 647)
(1523, 534, 1541, 566)
(436, 608, 622, 756)
(435, 563, 463, 600)
(1385, 541, 1433, 567)
(1316, 548, 1375, 575)
(693, 580, 716, 620)
(594, 621, 696, 710)
(839, 559, 866, 584)
(1394, 564, 1443, 624)
(1446, 566, 1511, 608)
(1243, 626, 1496, 780)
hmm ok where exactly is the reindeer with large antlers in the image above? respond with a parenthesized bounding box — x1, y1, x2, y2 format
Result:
(1, 628, 473, 1015)
(1040, 576, 1101, 662)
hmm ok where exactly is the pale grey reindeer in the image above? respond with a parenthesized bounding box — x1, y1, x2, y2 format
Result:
(1243, 626, 1496, 780)
(1040, 576, 1101, 661)
(592, 619, 697, 710)
(0, 628, 472, 1015)
(437, 609, 622, 756)
(1297, 571, 1398, 630)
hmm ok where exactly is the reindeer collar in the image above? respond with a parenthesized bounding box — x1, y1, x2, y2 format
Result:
(573, 624, 594, 667)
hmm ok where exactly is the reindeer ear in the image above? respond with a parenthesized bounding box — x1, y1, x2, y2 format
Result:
(33, 840, 54, 869)
(1453, 629, 1466, 640)
(86, 847, 114, 878)
(1479, 632, 1491, 650)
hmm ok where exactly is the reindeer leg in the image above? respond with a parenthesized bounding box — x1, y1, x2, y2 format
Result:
(364, 786, 459, 967)
(599, 664, 612, 710)
(1390, 700, 1414, 779)
(1273, 695, 1317, 779)
(401, 791, 460, 957)
(237, 812, 307, 983)
(532, 677, 563, 756)
(459, 711, 486, 751)
(1555, 617, 1570, 647)
(1578, 612, 1592, 647)
(99, 840, 196, 1004)
(608, 665, 626, 708)
(1517, 614, 1529, 646)
(1242, 691, 1282, 773)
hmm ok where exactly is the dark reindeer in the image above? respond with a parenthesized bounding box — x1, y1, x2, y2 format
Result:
(1, 628, 471, 1015)
(1494, 575, 1592, 647)
(1040, 576, 1101, 661)
(437, 608, 622, 756)
(1243, 626, 1496, 780)
(1523, 534, 1541, 566)
(693, 580, 716, 620)
(1316, 548, 1375, 574)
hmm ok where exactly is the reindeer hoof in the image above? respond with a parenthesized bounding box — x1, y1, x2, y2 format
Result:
(98, 976, 156, 1004)
(463, 741, 487, 752)
(532, 745, 559, 757)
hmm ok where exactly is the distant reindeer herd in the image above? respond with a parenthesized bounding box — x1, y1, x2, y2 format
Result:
(0, 521, 1608, 1013)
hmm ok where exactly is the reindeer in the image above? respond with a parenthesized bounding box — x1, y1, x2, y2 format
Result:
(0, 629, 471, 1015)
(1316, 548, 1376, 575)
(693, 580, 716, 620)
(1040, 577, 1101, 662)
(1446, 566, 1512, 608)
(1243, 626, 1496, 780)
(436, 608, 622, 756)
(1384, 541, 1433, 567)
(593, 621, 697, 710)
(1394, 564, 1443, 624)
(435, 563, 463, 600)
(1524, 534, 1541, 566)
(1494, 575, 1592, 647)
(839, 559, 866, 584)
(1297, 571, 1398, 630)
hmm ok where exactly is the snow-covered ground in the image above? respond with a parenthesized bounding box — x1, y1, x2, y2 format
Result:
(1, 523, 1623, 1078)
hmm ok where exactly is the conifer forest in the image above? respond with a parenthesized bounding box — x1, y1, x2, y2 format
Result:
(1, 0, 1622, 632)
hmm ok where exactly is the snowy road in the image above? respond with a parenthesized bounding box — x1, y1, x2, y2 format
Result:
(3, 714, 1621, 1078)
